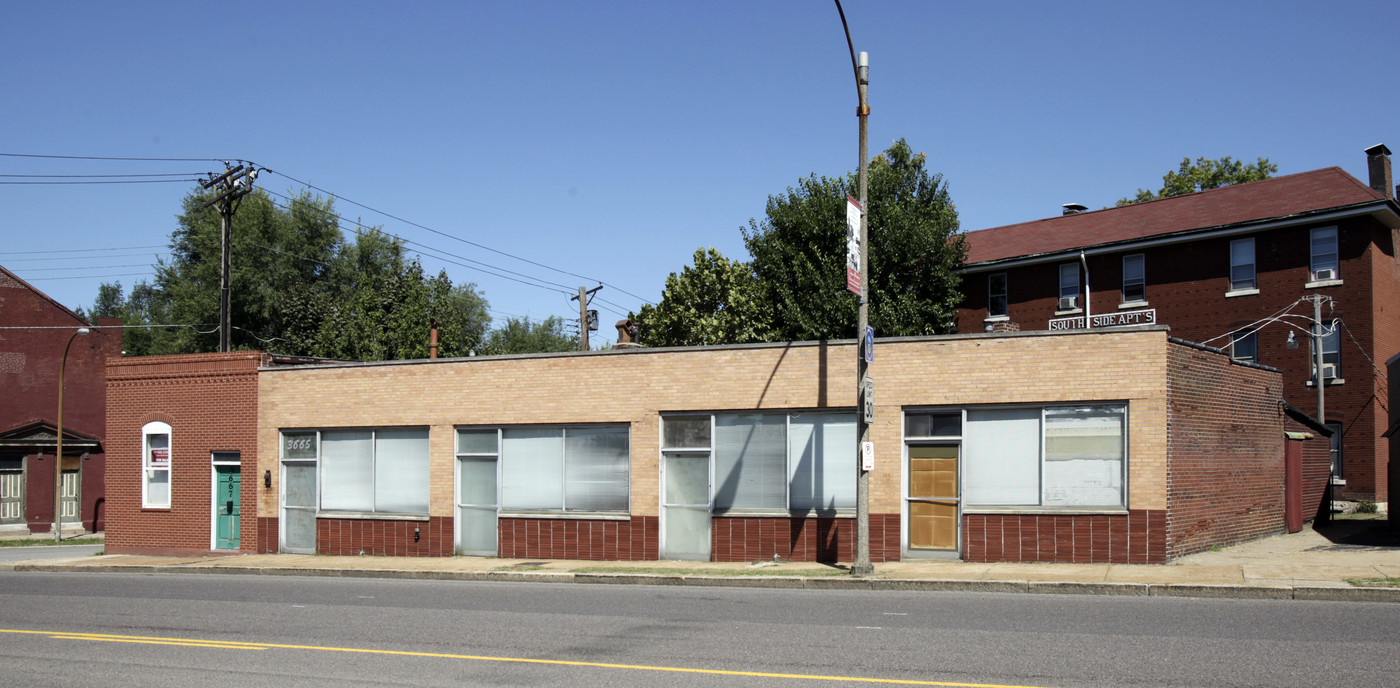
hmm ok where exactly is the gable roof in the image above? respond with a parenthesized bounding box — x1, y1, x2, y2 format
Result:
(963, 167, 1391, 266)
(0, 264, 91, 327)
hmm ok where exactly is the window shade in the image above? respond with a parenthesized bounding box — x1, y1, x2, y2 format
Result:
(374, 428, 430, 513)
(564, 427, 629, 511)
(501, 428, 563, 509)
(714, 414, 786, 510)
(963, 408, 1040, 505)
(320, 430, 373, 511)
(788, 412, 856, 511)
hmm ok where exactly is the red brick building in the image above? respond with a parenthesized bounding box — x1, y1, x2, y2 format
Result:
(106, 328, 1328, 563)
(956, 145, 1400, 507)
(0, 266, 121, 534)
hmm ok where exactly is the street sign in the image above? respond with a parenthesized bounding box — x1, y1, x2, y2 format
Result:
(861, 441, 874, 471)
(861, 377, 874, 424)
(863, 326, 874, 363)
(846, 196, 861, 295)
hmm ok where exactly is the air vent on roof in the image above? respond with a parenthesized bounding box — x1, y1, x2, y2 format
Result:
(1062, 203, 1088, 215)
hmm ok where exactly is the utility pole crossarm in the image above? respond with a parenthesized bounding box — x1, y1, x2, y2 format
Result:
(202, 163, 259, 353)
(572, 285, 603, 351)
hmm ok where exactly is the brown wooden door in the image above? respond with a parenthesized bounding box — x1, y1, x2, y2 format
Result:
(908, 445, 958, 551)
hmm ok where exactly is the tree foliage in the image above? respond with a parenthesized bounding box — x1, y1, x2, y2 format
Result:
(635, 247, 768, 346)
(1117, 156, 1278, 206)
(479, 316, 575, 355)
(89, 187, 493, 360)
(741, 138, 965, 341)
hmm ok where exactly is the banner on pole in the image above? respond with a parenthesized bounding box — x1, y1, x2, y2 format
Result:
(846, 196, 861, 295)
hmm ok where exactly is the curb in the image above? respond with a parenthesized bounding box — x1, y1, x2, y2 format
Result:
(10, 561, 1400, 602)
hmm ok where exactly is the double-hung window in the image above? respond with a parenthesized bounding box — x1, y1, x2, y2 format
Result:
(952, 404, 1126, 508)
(1122, 254, 1145, 304)
(142, 421, 171, 508)
(1313, 321, 1341, 380)
(1058, 263, 1080, 310)
(1230, 331, 1257, 364)
(1310, 227, 1339, 281)
(666, 412, 856, 514)
(316, 427, 430, 515)
(988, 273, 1008, 318)
(1229, 238, 1256, 291)
(492, 426, 630, 513)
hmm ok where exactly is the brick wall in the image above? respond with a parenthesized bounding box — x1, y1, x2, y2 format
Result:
(963, 510, 1167, 564)
(1165, 343, 1286, 558)
(105, 353, 264, 555)
(957, 215, 1395, 502)
(255, 329, 1175, 561)
(710, 514, 900, 563)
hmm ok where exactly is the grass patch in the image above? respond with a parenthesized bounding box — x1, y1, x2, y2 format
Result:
(1347, 577, 1400, 588)
(0, 537, 104, 548)
(568, 566, 850, 577)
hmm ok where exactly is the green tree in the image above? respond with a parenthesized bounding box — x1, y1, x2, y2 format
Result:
(635, 247, 769, 346)
(91, 186, 492, 361)
(480, 316, 575, 355)
(1117, 156, 1278, 206)
(742, 138, 965, 341)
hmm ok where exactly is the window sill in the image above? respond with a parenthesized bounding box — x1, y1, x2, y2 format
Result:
(1053, 308, 1083, 316)
(962, 506, 1127, 516)
(140, 506, 171, 511)
(316, 511, 430, 522)
(1305, 279, 1343, 289)
(1225, 288, 1259, 298)
(711, 509, 856, 518)
(498, 511, 631, 521)
(983, 315, 1009, 323)
(1306, 378, 1345, 387)
(1118, 301, 1149, 310)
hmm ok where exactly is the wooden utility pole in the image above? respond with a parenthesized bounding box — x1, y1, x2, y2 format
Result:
(572, 285, 602, 351)
(200, 163, 258, 352)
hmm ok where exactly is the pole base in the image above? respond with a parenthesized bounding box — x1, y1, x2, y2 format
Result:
(849, 562, 875, 576)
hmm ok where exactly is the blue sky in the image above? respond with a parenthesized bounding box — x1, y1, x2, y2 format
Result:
(4, 1, 1398, 344)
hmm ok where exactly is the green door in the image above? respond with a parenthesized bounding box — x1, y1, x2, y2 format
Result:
(215, 467, 241, 550)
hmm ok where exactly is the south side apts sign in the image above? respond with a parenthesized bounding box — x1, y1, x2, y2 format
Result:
(1049, 309, 1157, 331)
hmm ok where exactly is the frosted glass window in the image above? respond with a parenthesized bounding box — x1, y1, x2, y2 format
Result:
(373, 428, 430, 513)
(456, 430, 498, 455)
(320, 431, 373, 511)
(501, 429, 563, 510)
(663, 416, 711, 449)
(564, 427, 629, 511)
(1043, 406, 1124, 506)
(283, 464, 317, 508)
(963, 408, 1040, 505)
(788, 412, 856, 511)
(714, 414, 787, 510)
(141, 422, 172, 508)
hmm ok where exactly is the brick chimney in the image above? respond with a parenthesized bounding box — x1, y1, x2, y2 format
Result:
(1365, 143, 1393, 199)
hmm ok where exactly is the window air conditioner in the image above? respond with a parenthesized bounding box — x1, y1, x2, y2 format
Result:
(1321, 363, 1338, 380)
(1313, 268, 1336, 281)
(1058, 296, 1078, 310)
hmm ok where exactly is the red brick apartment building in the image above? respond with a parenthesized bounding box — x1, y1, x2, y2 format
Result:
(0, 266, 120, 534)
(107, 328, 1330, 564)
(956, 145, 1400, 507)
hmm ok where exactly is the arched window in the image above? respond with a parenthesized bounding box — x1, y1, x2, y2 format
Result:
(141, 421, 172, 508)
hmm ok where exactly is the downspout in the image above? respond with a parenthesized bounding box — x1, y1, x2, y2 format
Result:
(1080, 251, 1091, 328)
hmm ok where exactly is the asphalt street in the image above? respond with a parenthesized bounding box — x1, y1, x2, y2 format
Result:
(1, 572, 1397, 687)
(0, 543, 102, 563)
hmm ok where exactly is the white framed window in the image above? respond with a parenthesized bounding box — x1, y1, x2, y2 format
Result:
(141, 421, 172, 508)
(664, 411, 855, 515)
(914, 404, 1127, 509)
(285, 427, 430, 515)
(988, 273, 1008, 318)
(466, 425, 631, 513)
(1229, 238, 1256, 291)
(1122, 254, 1145, 303)
(1310, 227, 1339, 281)
(1058, 263, 1080, 309)
(1312, 321, 1341, 380)
(1230, 331, 1257, 364)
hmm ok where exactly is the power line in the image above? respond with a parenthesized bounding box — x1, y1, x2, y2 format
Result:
(0, 178, 199, 185)
(256, 166, 654, 305)
(0, 152, 226, 163)
(0, 244, 167, 255)
(0, 172, 203, 178)
(25, 272, 154, 281)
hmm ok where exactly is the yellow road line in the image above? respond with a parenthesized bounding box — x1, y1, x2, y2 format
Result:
(1, 628, 1054, 688)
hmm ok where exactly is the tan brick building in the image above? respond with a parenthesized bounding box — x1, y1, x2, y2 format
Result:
(107, 326, 1328, 563)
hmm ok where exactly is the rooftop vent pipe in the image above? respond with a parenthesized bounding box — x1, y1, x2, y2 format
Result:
(1062, 203, 1088, 215)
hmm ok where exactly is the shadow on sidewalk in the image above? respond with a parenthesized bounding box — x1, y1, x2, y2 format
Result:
(1311, 517, 1400, 550)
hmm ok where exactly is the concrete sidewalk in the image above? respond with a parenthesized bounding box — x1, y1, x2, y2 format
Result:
(6, 519, 1398, 602)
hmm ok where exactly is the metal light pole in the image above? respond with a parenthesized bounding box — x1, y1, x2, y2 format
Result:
(838, 0, 874, 576)
(54, 326, 90, 542)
